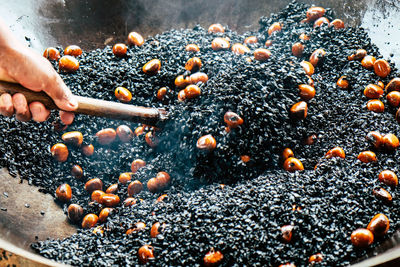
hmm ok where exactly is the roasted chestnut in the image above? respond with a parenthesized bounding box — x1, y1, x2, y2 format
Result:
(116, 125, 134, 143)
(378, 170, 398, 187)
(82, 214, 98, 229)
(185, 57, 202, 72)
(224, 111, 243, 128)
(208, 24, 224, 33)
(96, 128, 117, 145)
(300, 61, 314, 76)
(51, 143, 69, 162)
(231, 43, 250, 55)
(67, 204, 83, 222)
(211, 38, 230, 51)
(283, 157, 304, 172)
(197, 134, 217, 151)
(374, 59, 391, 78)
(81, 144, 94, 156)
(71, 164, 83, 179)
(56, 183, 72, 202)
(43, 47, 60, 61)
(325, 147, 345, 159)
(138, 245, 155, 264)
(85, 178, 103, 193)
(292, 42, 304, 57)
(254, 48, 271, 61)
(99, 193, 120, 207)
(357, 151, 377, 163)
(298, 84, 315, 101)
(185, 44, 200, 52)
(268, 22, 282, 35)
(289, 101, 307, 120)
(64, 45, 82, 57)
(203, 248, 224, 267)
(59, 56, 79, 72)
(62, 131, 83, 147)
(112, 43, 127, 57)
(367, 213, 390, 237)
(128, 180, 143, 196)
(114, 87, 132, 103)
(143, 59, 161, 75)
(127, 32, 144, 46)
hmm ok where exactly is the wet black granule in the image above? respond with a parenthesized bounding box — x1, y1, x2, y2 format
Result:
(0, 1, 395, 266)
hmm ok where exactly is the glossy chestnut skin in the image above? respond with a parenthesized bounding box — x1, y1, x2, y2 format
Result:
(240, 155, 251, 163)
(330, 19, 345, 29)
(231, 43, 250, 55)
(265, 40, 273, 47)
(387, 91, 400, 107)
(119, 172, 133, 184)
(112, 43, 127, 57)
(96, 128, 117, 145)
(378, 81, 385, 89)
(62, 131, 83, 147)
(367, 213, 390, 237)
(208, 23, 224, 33)
(123, 197, 137, 207)
(157, 194, 168, 202)
(81, 144, 94, 156)
(43, 47, 60, 61)
(143, 59, 161, 75)
(134, 126, 145, 136)
(306, 7, 325, 22)
(299, 33, 310, 41)
(82, 214, 98, 229)
(292, 42, 304, 57)
(385, 78, 400, 93)
(351, 228, 374, 248)
(382, 134, 399, 152)
(185, 57, 202, 72)
(374, 59, 391, 78)
(283, 157, 304, 172)
(100, 193, 120, 207)
(116, 125, 134, 143)
(114, 87, 132, 103)
(197, 134, 217, 151)
(289, 101, 307, 120)
(244, 36, 258, 45)
(138, 245, 155, 264)
(224, 111, 243, 128)
(282, 148, 294, 161)
(361, 55, 376, 69)
(128, 180, 143, 196)
(131, 159, 146, 173)
(348, 49, 367, 61)
(56, 184, 72, 202)
(309, 48, 326, 66)
(67, 204, 83, 222)
(268, 22, 282, 35)
(184, 84, 201, 99)
(364, 84, 384, 99)
(189, 72, 209, 84)
(309, 253, 323, 263)
(325, 147, 345, 159)
(366, 100, 384, 113)
(147, 178, 159, 193)
(298, 84, 315, 101)
(59, 55, 79, 72)
(379, 170, 398, 187)
(127, 32, 144, 46)
(91, 190, 105, 203)
(203, 248, 223, 267)
(145, 131, 159, 148)
(357, 151, 377, 163)
(373, 188, 393, 203)
(156, 171, 171, 188)
(281, 225, 294, 243)
(157, 87, 168, 100)
(366, 131, 383, 149)
(175, 75, 191, 88)
(71, 164, 84, 179)
(64, 45, 82, 57)
(337, 76, 350, 89)
(98, 207, 113, 223)
(314, 17, 329, 28)
(300, 61, 314, 76)
(106, 183, 118, 194)
(211, 38, 230, 51)
(254, 48, 271, 61)
(185, 44, 200, 52)
(51, 143, 69, 162)
(85, 178, 103, 193)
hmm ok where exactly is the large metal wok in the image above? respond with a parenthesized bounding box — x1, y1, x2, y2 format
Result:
(1, 0, 400, 265)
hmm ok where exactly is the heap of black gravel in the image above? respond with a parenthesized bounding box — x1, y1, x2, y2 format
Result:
(0, 1, 397, 266)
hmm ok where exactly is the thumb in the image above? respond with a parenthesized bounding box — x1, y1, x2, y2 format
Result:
(42, 75, 78, 112)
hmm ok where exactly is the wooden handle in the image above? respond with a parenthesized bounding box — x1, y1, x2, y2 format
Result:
(0, 81, 167, 125)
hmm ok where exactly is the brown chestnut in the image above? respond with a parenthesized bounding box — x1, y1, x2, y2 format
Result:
(361, 55, 376, 69)
(150, 222, 167, 238)
(145, 131, 159, 148)
(289, 101, 307, 120)
(123, 197, 137, 207)
(99, 193, 120, 207)
(157, 87, 168, 100)
(175, 75, 191, 88)
(143, 59, 161, 75)
(185, 44, 200, 52)
(197, 134, 217, 151)
(127, 32, 144, 46)
(374, 59, 391, 78)
(364, 84, 384, 99)
(309, 49, 326, 66)
(325, 147, 345, 159)
(156, 171, 171, 189)
(357, 151, 377, 163)
(116, 125, 134, 143)
(281, 225, 294, 243)
(387, 91, 400, 107)
(51, 143, 69, 162)
(254, 48, 271, 61)
(382, 133, 399, 152)
(314, 17, 329, 28)
(131, 159, 146, 173)
(309, 253, 323, 263)
(299, 33, 310, 41)
(82, 214, 98, 229)
(351, 228, 374, 248)
(59, 55, 79, 72)
(119, 172, 134, 184)
(62, 131, 83, 147)
(373, 188, 393, 203)
(282, 148, 294, 161)
(82, 144, 94, 156)
(106, 183, 118, 194)
(231, 43, 250, 55)
(189, 72, 209, 84)
(85, 178, 103, 193)
(96, 128, 117, 145)
(134, 126, 145, 136)
(43, 47, 60, 61)
(366, 99, 384, 113)
(385, 78, 400, 93)
(367, 213, 390, 237)
(112, 43, 127, 57)
(337, 76, 350, 89)
(379, 170, 398, 187)
(64, 45, 82, 57)
(67, 204, 83, 222)
(128, 180, 143, 196)
(114, 87, 132, 103)
(138, 245, 155, 264)
(184, 84, 201, 99)
(208, 24, 224, 33)
(203, 248, 223, 267)
(292, 42, 304, 57)
(147, 178, 159, 193)
(366, 131, 383, 149)
(71, 164, 83, 179)
(348, 49, 367, 61)
(300, 61, 314, 76)
(306, 7, 326, 22)
(224, 111, 243, 128)
(283, 157, 304, 172)
(244, 36, 258, 45)
(56, 183, 72, 202)
(90, 190, 105, 203)
(330, 19, 345, 29)
(185, 57, 202, 72)
(211, 38, 230, 51)
(98, 207, 113, 223)
(268, 22, 282, 35)
(298, 84, 315, 101)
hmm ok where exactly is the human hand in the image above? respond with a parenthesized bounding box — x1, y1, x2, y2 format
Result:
(0, 28, 77, 124)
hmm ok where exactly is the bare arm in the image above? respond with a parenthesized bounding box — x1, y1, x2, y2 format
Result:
(0, 19, 77, 124)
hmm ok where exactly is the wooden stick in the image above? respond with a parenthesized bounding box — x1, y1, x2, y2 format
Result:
(0, 81, 167, 125)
